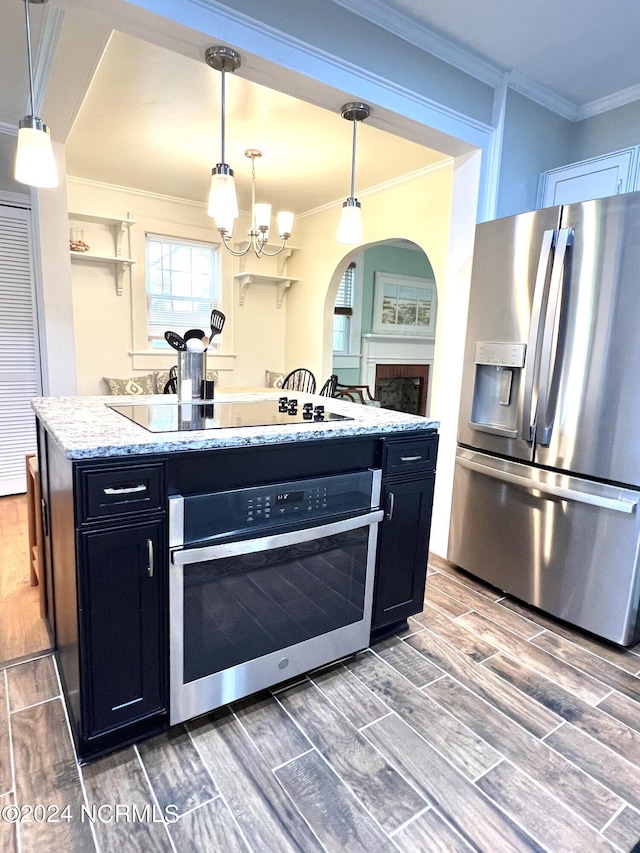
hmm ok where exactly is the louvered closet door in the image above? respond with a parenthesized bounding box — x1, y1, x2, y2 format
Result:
(0, 205, 40, 495)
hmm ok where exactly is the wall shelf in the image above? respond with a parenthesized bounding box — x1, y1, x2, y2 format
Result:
(68, 212, 136, 295)
(234, 272, 298, 308)
(235, 244, 298, 276)
(69, 252, 136, 295)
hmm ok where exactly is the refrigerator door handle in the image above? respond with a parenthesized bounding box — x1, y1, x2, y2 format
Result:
(521, 228, 556, 442)
(536, 227, 573, 446)
(457, 455, 637, 514)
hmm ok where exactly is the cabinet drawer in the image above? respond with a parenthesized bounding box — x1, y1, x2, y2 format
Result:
(79, 464, 163, 523)
(383, 435, 438, 477)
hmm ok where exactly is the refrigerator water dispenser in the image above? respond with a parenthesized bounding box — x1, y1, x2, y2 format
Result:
(470, 342, 526, 438)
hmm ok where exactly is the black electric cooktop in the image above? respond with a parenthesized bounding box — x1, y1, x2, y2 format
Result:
(108, 399, 354, 433)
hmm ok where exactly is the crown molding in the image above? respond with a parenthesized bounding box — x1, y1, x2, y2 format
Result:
(506, 71, 579, 121)
(67, 174, 207, 208)
(297, 158, 454, 220)
(576, 81, 640, 121)
(31, 5, 65, 114)
(327, 0, 502, 88)
(328, 0, 640, 123)
(0, 121, 18, 137)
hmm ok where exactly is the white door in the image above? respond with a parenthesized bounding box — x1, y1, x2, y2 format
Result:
(0, 204, 41, 495)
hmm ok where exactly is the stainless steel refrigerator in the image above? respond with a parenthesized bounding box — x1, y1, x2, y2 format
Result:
(448, 191, 640, 645)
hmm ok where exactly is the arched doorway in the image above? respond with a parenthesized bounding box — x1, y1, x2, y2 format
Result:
(328, 239, 438, 417)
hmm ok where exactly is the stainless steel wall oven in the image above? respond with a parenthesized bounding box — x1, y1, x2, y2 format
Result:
(168, 469, 382, 724)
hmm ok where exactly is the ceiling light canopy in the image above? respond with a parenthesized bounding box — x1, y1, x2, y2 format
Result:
(336, 102, 370, 245)
(14, 0, 58, 189)
(205, 45, 294, 259)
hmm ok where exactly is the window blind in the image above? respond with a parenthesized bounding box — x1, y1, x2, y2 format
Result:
(0, 206, 39, 495)
(334, 262, 355, 316)
(146, 234, 219, 339)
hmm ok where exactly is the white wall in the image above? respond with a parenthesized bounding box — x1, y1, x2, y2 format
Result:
(280, 157, 481, 556)
(66, 179, 289, 394)
(32, 141, 77, 396)
(430, 150, 482, 556)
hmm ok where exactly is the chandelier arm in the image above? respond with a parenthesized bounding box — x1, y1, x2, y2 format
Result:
(219, 233, 251, 256)
(255, 238, 289, 257)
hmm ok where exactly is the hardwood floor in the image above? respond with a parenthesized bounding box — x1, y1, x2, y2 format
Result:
(0, 495, 51, 664)
(3, 553, 640, 851)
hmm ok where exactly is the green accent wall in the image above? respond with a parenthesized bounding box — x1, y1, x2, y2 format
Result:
(333, 242, 435, 386)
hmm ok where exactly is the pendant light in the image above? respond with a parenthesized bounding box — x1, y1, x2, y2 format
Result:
(204, 46, 294, 258)
(14, 0, 58, 189)
(336, 102, 370, 245)
(205, 46, 240, 227)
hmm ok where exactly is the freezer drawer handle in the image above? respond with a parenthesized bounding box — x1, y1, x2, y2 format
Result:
(400, 454, 423, 462)
(457, 456, 637, 514)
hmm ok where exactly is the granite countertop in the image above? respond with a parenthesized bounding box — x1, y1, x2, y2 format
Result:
(32, 392, 439, 460)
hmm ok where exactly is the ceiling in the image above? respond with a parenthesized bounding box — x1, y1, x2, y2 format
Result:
(63, 31, 446, 215)
(2, 0, 640, 206)
(332, 0, 640, 115)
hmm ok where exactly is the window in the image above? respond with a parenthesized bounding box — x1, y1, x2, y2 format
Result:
(146, 234, 219, 344)
(333, 263, 355, 353)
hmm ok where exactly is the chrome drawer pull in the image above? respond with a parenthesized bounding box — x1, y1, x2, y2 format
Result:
(103, 484, 147, 496)
(400, 454, 423, 462)
(147, 539, 154, 577)
(386, 492, 395, 521)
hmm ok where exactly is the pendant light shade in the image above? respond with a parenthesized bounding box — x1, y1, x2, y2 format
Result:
(277, 210, 295, 239)
(337, 199, 362, 245)
(15, 116, 57, 188)
(14, 0, 59, 189)
(207, 164, 238, 221)
(336, 102, 370, 245)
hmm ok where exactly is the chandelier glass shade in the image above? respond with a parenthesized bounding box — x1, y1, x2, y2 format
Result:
(205, 46, 294, 258)
(336, 102, 370, 245)
(14, 0, 58, 189)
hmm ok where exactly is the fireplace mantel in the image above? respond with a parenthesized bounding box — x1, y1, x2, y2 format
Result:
(361, 333, 434, 384)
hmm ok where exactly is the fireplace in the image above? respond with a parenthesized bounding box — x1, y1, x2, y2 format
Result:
(375, 364, 429, 416)
(361, 333, 434, 417)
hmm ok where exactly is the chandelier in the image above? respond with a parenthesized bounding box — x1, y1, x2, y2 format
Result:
(14, 0, 58, 188)
(336, 102, 370, 244)
(204, 46, 294, 258)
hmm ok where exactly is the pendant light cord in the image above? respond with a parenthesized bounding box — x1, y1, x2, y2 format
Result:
(220, 67, 226, 164)
(23, 0, 36, 117)
(350, 118, 357, 199)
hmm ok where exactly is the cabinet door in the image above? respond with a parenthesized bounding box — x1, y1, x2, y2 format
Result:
(372, 476, 435, 632)
(540, 148, 635, 207)
(79, 518, 165, 739)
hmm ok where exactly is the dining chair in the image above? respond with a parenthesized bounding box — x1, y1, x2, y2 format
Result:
(319, 374, 338, 397)
(282, 368, 316, 393)
(163, 365, 178, 394)
(334, 382, 379, 405)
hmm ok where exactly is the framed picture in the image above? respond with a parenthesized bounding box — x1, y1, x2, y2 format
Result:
(372, 272, 436, 337)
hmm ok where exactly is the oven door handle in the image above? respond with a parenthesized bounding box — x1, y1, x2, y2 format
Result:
(171, 509, 384, 566)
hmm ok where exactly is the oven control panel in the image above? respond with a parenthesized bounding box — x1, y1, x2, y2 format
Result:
(170, 470, 381, 547)
(247, 485, 329, 524)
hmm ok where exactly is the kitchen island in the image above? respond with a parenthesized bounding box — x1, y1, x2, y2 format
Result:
(33, 391, 438, 760)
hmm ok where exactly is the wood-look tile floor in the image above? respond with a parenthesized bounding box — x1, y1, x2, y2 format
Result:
(3, 553, 640, 852)
(0, 495, 51, 664)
